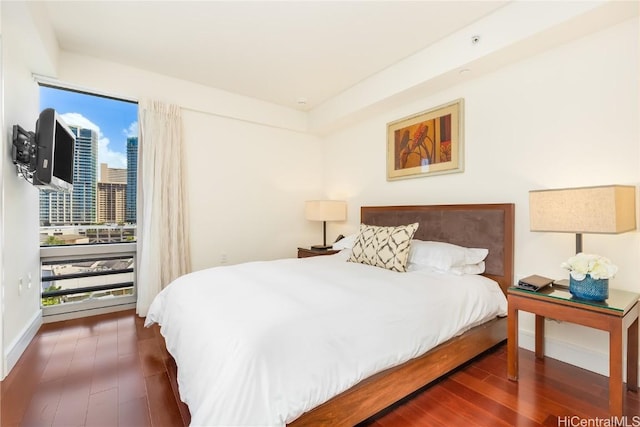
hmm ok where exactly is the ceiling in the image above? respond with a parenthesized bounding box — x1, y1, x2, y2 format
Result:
(42, 1, 508, 111)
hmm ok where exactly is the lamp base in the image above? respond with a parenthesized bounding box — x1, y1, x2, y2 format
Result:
(310, 244, 333, 250)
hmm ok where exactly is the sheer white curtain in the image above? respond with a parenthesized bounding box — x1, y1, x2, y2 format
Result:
(136, 99, 191, 316)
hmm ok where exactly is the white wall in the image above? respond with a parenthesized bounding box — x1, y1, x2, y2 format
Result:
(0, 1, 60, 377)
(0, 8, 4, 381)
(55, 54, 325, 272)
(182, 111, 324, 271)
(324, 17, 640, 377)
(1, 44, 43, 378)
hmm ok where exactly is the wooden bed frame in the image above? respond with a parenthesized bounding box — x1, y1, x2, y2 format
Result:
(164, 203, 515, 426)
(289, 203, 515, 426)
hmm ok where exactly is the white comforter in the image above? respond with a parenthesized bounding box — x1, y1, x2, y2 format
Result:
(145, 252, 507, 427)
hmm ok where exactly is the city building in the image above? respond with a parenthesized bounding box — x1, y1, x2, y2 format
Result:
(97, 182, 126, 223)
(100, 163, 126, 184)
(40, 126, 98, 225)
(39, 190, 71, 225)
(126, 136, 138, 223)
(98, 163, 127, 223)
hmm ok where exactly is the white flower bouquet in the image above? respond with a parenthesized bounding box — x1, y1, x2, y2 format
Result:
(561, 253, 618, 281)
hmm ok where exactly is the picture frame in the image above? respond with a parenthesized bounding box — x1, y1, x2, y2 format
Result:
(387, 98, 464, 181)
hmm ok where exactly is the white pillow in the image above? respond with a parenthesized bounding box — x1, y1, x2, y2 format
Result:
(407, 261, 485, 275)
(332, 233, 356, 250)
(408, 240, 488, 271)
(447, 262, 486, 275)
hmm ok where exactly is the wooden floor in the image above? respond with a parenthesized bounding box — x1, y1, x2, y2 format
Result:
(1, 309, 638, 426)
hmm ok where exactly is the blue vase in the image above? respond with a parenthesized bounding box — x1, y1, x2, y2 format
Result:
(569, 274, 608, 301)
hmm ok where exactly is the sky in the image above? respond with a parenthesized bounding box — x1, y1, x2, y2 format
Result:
(39, 86, 138, 170)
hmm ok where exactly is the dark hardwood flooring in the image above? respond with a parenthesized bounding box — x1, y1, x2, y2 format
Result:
(1, 309, 638, 426)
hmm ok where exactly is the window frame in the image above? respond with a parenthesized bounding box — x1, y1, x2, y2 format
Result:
(36, 80, 139, 319)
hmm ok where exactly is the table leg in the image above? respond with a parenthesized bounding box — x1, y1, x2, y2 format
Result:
(508, 304, 518, 381)
(610, 321, 623, 417)
(628, 316, 638, 391)
(535, 315, 545, 359)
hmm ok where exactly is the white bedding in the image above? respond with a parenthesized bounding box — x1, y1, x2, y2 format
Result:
(145, 252, 507, 427)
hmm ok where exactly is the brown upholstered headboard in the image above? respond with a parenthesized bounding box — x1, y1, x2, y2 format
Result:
(361, 204, 515, 294)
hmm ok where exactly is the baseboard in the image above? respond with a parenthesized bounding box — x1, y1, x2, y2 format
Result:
(5, 309, 43, 376)
(518, 329, 640, 383)
(42, 302, 136, 323)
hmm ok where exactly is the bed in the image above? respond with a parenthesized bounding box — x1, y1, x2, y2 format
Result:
(146, 203, 514, 426)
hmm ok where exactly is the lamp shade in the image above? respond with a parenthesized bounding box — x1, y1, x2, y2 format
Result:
(304, 200, 346, 222)
(529, 185, 636, 234)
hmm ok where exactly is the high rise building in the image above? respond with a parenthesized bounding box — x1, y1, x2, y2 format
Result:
(97, 163, 127, 223)
(126, 136, 138, 223)
(39, 190, 71, 224)
(97, 182, 126, 223)
(100, 163, 126, 184)
(40, 126, 98, 225)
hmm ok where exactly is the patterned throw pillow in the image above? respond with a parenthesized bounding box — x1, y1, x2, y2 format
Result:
(348, 223, 419, 272)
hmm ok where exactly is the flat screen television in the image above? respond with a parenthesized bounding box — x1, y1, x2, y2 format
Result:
(12, 108, 76, 192)
(33, 108, 75, 192)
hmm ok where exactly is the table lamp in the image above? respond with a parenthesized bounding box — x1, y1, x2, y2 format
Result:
(529, 185, 636, 253)
(305, 200, 347, 250)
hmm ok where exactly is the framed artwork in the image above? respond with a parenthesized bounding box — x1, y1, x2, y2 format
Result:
(387, 99, 464, 181)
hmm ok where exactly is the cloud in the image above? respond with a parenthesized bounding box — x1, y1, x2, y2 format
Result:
(124, 121, 138, 138)
(60, 112, 127, 170)
(60, 112, 100, 133)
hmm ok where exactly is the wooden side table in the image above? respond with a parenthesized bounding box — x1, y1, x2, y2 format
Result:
(507, 285, 639, 416)
(297, 247, 340, 258)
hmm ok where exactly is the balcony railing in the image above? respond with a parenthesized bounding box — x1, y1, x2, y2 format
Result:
(40, 242, 136, 318)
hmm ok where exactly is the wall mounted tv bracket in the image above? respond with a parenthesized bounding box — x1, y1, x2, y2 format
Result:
(12, 124, 37, 183)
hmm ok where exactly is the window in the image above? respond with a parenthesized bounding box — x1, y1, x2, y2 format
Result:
(38, 85, 138, 315)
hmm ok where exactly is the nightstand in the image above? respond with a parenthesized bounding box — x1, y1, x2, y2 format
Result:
(297, 247, 339, 258)
(507, 285, 639, 416)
